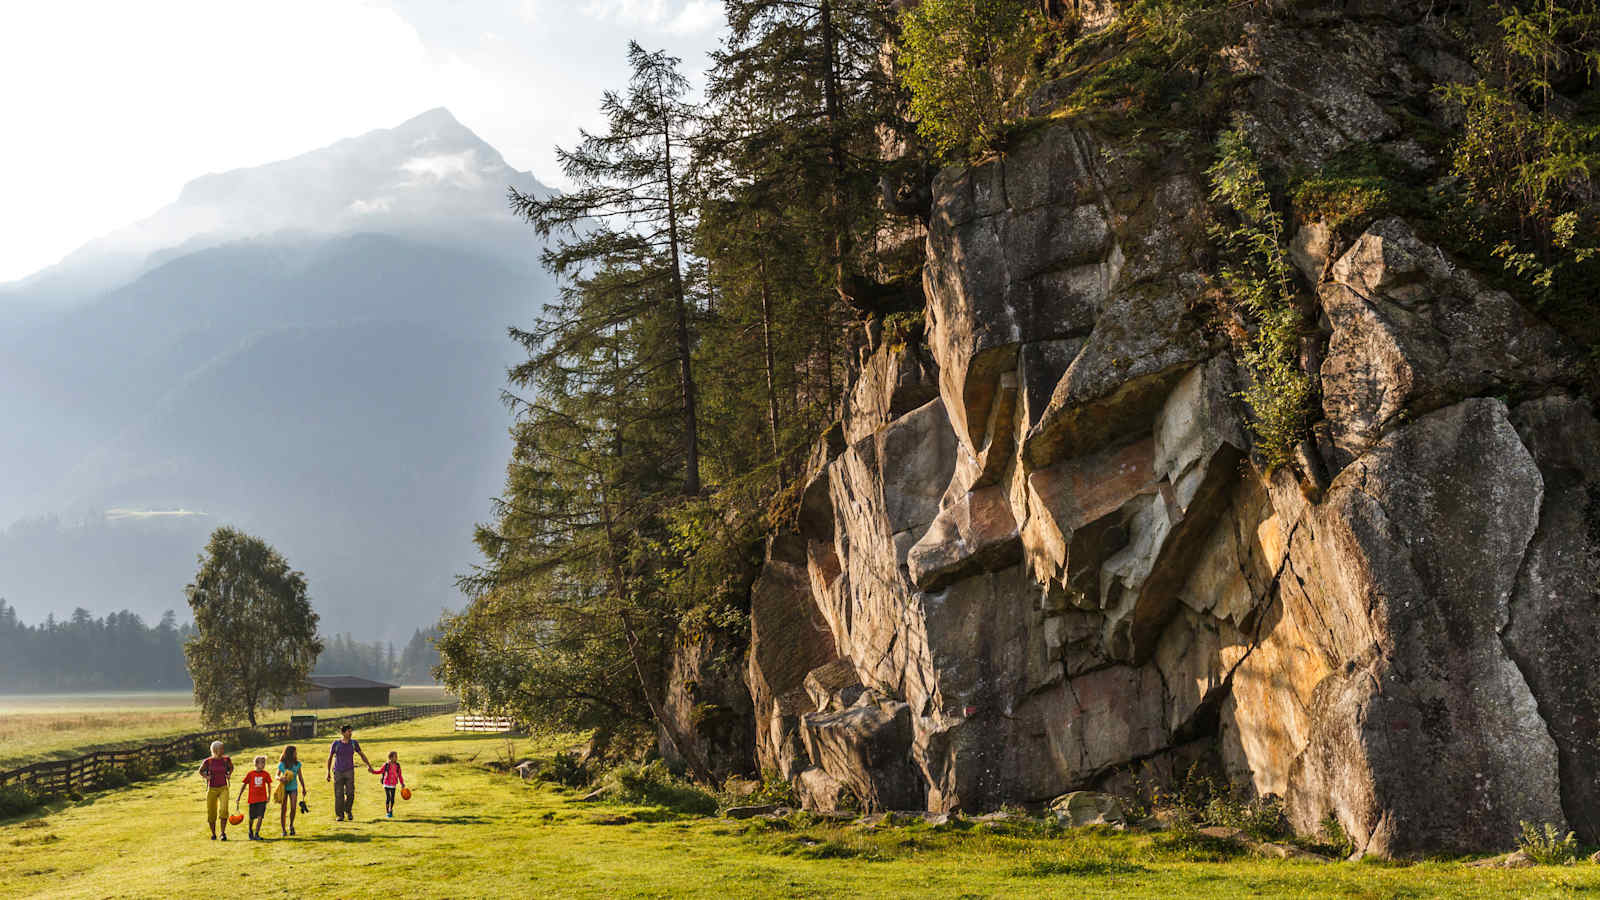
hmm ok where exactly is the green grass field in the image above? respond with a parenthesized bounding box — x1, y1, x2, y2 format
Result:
(2, 714, 1596, 898)
(0, 686, 452, 769)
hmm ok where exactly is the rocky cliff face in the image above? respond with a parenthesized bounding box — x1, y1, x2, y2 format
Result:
(741, 5, 1600, 857)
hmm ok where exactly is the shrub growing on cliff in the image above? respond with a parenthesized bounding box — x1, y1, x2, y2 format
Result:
(1206, 127, 1313, 471)
(1517, 820, 1579, 864)
(601, 760, 719, 815)
(1438, 3, 1600, 316)
(898, 0, 1044, 156)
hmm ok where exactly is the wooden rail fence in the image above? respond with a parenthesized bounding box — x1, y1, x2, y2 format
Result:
(0, 701, 458, 797)
(453, 714, 519, 733)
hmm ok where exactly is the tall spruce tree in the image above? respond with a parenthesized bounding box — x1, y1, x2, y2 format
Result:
(511, 42, 704, 496)
(707, 0, 908, 315)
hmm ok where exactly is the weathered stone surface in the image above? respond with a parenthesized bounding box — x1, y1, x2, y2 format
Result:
(1050, 791, 1125, 827)
(844, 340, 941, 446)
(660, 628, 755, 780)
(801, 695, 923, 812)
(795, 766, 850, 814)
(1319, 219, 1568, 472)
(747, 534, 840, 778)
(1285, 399, 1565, 857)
(906, 484, 1021, 591)
(1505, 396, 1600, 843)
(724, 805, 779, 820)
(804, 658, 866, 714)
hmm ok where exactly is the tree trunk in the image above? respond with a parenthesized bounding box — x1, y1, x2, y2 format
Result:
(597, 495, 718, 787)
(820, 0, 853, 309)
(757, 253, 784, 488)
(660, 76, 701, 497)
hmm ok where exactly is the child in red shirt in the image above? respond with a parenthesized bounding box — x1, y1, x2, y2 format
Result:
(371, 751, 405, 819)
(236, 755, 274, 841)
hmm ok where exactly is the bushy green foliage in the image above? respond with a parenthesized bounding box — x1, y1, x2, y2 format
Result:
(743, 769, 798, 807)
(184, 527, 322, 727)
(0, 782, 41, 818)
(1203, 792, 1288, 842)
(545, 752, 591, 789)
(1207, 127, 1313, 471)
(600, 760, 718, 815)
(1438, 3, 1600, 308)
(898, 0, 1044, 156)
(1517, 820, 1579, 864)
(1314, 813, 1356, 860)
(233, 728, 269, 749)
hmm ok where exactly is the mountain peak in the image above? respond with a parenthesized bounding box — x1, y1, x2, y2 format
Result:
(3, 108, 547, 300)
(399, 106, 463, 130)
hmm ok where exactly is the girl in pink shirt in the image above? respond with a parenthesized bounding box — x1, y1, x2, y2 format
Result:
(371, 751, 405, 818)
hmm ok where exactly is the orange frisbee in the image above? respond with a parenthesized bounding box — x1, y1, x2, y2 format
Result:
(228, 814, 244, 825)
(400, 787, 412, 800)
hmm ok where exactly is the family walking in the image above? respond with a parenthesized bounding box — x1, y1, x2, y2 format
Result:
(197, 723, 406, 840)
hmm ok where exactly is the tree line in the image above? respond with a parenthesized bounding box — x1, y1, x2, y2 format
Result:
(0, 602, 441, 695)
(0, 599, 192, 692)
(316, 629, 443, 686)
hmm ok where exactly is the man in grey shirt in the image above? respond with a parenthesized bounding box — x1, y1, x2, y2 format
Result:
(326, 724, 373, 821)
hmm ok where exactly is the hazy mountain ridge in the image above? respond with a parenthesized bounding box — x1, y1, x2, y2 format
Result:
(0, 109, 552, 641)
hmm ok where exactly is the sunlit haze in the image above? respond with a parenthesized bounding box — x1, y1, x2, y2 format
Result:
(0, 0, 723, 283)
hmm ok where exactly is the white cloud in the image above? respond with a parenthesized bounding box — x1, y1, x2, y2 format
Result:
(580, 0, 670, 25)
(401, 151, 486, 186)
(575, 0, 720, 32)
(667, 0, 721, 34)
(105, 508, 207, 520)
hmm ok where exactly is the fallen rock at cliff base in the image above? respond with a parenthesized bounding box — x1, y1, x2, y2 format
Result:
(1050, 791, 1125, 827)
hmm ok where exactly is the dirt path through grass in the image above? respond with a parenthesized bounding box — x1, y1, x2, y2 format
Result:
(1, 715, 1594, 898)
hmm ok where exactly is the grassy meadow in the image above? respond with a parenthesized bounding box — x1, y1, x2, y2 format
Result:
(0, 686, 452, 769)
(2, 713, 1597, 899)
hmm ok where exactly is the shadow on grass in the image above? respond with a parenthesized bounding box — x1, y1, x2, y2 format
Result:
(364, 734, 522, 745)
(293, 831, 425, 843)
(390, 815, 490, 825)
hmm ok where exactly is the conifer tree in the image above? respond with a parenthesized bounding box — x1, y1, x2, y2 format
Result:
(511, 42, 704, 496)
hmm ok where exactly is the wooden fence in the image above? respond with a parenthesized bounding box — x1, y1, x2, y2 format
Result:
(0, 701, 458, 797)
(453, 714, 519, 733)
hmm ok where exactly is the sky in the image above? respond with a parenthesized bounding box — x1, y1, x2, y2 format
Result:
(0, 0, 726, 283)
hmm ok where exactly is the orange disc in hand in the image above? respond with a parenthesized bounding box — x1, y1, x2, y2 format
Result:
(228, 814, 244, 825)
(400, 788, 412, 800)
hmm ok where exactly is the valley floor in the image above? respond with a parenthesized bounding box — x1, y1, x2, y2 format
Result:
(0, 687, 452, 769)
(1, 715, 1593, 899)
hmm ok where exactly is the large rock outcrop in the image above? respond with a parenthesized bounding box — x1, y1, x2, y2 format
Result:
(739, 5, 1600, 857)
